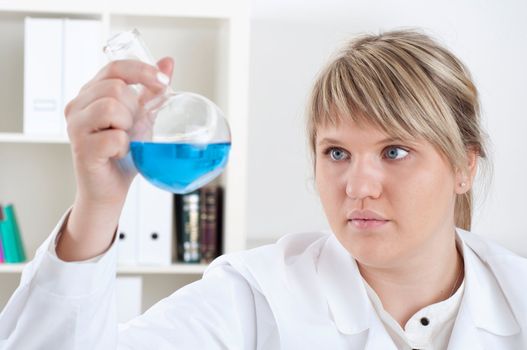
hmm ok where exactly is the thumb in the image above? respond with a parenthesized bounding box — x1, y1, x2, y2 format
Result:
(136, 57, 174, 110)
(156, 57, 174, 83)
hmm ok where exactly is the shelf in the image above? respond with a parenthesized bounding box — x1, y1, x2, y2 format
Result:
(0, 264, 25, 273)
(0, 132, 69, 144)
(107, 0, 240, 19)
(0, 0, 241, 19)
(0, 1, 104, 16)
(0, 262, 208, 275)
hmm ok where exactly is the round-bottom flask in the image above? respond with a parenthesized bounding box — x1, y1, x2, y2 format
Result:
(104, 29, 231, 194)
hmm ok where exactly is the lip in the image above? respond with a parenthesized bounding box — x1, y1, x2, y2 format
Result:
(348, 219, 388, 230)
(347, 209, 389, 230)
(347, 209, 388, 221)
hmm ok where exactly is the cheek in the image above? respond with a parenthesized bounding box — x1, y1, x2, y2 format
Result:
(389, 166, 456, 228)
(315, 163, 346, 217)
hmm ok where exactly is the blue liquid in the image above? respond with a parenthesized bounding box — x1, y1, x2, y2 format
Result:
(130, 141, 231, 193)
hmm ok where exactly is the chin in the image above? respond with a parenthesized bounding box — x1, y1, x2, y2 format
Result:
(335, 225, 400, 268)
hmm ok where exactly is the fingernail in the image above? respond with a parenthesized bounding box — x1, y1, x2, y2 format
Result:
(157, 72, 170, 85)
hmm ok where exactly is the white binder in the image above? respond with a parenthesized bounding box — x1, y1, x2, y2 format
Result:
(115, 276, 142, 323)
(117, 176, 140, 265)
(23, 18, 63, 136)
(137, 177, 174, 265)
(62, 19, 103, 137)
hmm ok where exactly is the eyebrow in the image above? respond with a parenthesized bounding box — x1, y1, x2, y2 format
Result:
(317, 136, 411, 147)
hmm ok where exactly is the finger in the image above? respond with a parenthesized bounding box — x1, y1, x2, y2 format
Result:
(72, 97, 134, 135)
(84, 129, 130, 161)
(84, 59, 169, 94)
(156, 57, 174, 80)
(139, 57, 174, 107)
(66, 79, 139, 117)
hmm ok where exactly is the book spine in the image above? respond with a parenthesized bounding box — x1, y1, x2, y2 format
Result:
(0, 208, 4, 262)
(199, 188, 209, 263)
(0, 204, 26, 263)
(182, 196, 191, 262)
(5, 204, 26, 262)
(176, 191, 201, 263)
(216, 186, 224, 258)
(200, 187, 218, 263)
(175, 194, 184, 262)
(0, 205, 16, 263)
(185, 192, 201, 263)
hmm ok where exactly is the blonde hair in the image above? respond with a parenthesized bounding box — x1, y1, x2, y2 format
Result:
(307, 29, 490, 230)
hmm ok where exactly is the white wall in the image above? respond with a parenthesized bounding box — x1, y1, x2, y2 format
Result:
(246, 0, 527, 256)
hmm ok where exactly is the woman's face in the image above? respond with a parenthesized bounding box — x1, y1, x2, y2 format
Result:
(315, 118, 465, 268)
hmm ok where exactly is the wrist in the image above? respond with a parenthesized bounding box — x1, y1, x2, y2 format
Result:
(56, 198, 122, 261)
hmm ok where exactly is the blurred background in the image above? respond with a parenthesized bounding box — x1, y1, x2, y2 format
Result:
(246, 0, 527, 257)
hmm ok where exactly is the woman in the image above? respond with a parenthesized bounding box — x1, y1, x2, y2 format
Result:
(1, 29, 526, 349)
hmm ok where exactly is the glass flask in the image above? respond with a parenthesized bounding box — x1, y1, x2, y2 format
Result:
(103, 29, 231, 194)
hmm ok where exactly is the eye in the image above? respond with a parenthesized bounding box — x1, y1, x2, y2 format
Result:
(383, 146, 409, 161)
(325, 147, 349, 161)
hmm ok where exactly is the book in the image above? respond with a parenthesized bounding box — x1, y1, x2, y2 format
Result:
(175, 185, 224, 264)
(175, 190, 201, 263)
(0, 204, 26, 263)
(0, 213, 4, 263)
(200, 186, 223, 263)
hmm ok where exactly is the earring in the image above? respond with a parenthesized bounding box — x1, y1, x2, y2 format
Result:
(461, 182, 466, 187)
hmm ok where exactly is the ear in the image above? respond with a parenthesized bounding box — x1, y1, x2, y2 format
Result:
(455, 148, 478, 195)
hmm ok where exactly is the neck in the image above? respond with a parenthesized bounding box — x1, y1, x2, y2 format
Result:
(358, 233, 464, 328)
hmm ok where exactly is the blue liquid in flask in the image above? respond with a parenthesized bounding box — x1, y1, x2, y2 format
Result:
(130, 141, 231, 193)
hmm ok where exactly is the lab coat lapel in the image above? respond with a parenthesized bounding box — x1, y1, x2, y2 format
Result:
(458, 230, 521, 336)
(447, 230, 521, 349)
(317, 234, 370, 335)
(446, 297, 484, 350)
(318, 234, 398, 349)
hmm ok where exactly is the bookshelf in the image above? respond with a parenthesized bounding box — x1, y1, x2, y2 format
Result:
(0, 0, 249, 312)
(0, 133, 69, 143)
(0, 262, 208, 275)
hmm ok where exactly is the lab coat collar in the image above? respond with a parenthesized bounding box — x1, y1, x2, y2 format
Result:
(456, 229, 520, 336)
(445, 295, 484, 349)
(317, 230, 520, 343)
(317, 234, 371, 335)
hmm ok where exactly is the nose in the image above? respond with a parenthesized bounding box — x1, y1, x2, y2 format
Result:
(345, 158, 383, 201)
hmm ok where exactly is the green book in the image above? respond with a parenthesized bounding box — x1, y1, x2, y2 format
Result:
(0, 204, 26, 263)
(0, 204, 5, 263)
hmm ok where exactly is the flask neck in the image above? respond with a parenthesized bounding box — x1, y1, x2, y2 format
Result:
(103, 28, 174, 106)
(103, 28, 156, 65)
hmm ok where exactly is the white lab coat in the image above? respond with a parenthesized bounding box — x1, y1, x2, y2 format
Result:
(0, 210, 526, 349)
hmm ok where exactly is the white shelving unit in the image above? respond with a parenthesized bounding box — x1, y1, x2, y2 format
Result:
(0, 0, 249, 312)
